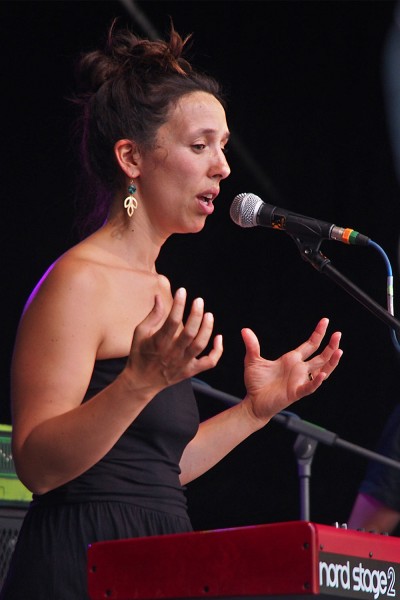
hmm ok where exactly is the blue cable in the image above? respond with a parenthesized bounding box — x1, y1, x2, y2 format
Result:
(367, 239, 400, 352)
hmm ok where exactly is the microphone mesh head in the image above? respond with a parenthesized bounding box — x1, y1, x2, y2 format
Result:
(230, 193, 263, 228)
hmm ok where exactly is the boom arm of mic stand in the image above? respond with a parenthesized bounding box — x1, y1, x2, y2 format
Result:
(191, 379, 400, 470)
(272, 411, 400, 470)
(191, 379, 400, 522)
(292, 237, 400, 333)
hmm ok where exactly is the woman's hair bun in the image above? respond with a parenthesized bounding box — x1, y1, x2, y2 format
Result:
(75, 20, 192, 95)
(74, 49, 118, 96)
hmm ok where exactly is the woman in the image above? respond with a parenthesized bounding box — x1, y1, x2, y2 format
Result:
(1, 23, 342, 599)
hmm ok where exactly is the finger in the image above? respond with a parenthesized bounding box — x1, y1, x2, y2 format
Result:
(133, 294, 165, 339)
(193, 334, 224, 372)
(308, 331, 342, 371)
(241, 328, 261, 362)
(157, 287, 187, 340)
(184, 311, 215, 358)
(297, 372, 328, 398)
(295, 318, 330, 360)
(321, 331, 342, 360)
(175, 297, 207, 351)
(306, 345, 343, 387)
(319, 347, 343, 377)
(329, 347, 343, 368)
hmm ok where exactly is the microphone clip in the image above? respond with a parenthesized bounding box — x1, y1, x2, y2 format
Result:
(289, 235, 331, 272)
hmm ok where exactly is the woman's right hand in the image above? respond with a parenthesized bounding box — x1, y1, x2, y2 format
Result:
(124, 287, 224, 391)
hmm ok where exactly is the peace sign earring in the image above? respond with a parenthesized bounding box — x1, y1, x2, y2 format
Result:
(124, 180, 138, 217)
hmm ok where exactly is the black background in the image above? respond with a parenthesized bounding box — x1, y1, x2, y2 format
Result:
(3, 0, 400, 532)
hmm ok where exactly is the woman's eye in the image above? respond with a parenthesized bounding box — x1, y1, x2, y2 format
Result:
(192, 144, 206, 152)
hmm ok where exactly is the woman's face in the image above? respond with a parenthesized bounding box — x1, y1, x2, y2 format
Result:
(137, 91, 231, 236)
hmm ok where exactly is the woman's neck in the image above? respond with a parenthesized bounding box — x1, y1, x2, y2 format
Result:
(92, 214, 166, 273)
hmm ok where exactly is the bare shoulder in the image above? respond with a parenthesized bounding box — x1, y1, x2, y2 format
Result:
(15, 236, 176, 366)
(26, 247, 108, 309)
(15, 243, 112, 367)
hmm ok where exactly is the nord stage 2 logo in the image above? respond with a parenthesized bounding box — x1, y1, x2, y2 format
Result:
(320, 552, 399, 600)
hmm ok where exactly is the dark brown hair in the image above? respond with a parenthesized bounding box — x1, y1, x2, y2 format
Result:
(73, 21, 224, 235)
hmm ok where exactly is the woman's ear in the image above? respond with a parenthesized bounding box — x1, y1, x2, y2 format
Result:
(114, 139, 141, 178)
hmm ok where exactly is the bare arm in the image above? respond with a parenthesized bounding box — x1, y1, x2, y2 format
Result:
(180, 319, 342, 484)
(348, 492, 400, 534)
(11, 261, 159, 494)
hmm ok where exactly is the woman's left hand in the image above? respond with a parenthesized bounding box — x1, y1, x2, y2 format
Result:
(241, 318, 342, 425)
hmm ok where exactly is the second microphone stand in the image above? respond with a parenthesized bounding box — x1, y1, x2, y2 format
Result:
(191, 379, 400, 521)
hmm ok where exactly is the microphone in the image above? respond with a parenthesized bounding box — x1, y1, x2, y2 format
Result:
(230, 192, 370, 246)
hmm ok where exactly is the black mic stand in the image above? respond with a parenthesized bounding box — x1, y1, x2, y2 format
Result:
(191, 379, 400, 521)
(291, 236, 400, 333)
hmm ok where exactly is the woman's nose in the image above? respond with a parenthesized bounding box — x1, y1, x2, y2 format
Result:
(210, 149, 231, 180)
